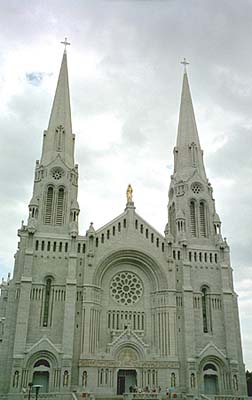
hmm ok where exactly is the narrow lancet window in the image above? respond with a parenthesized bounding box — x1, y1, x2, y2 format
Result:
(43, 278, 52, 327)
(190, 200, 197, 237)
(199, 201, 207, 237)
(169, 203, 176, 236)
(44, 187, 54, 224)
(202, 286, 211, 333)
(55, 187, 65, 225)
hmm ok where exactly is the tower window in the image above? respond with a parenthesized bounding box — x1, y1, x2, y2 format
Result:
(44, 186, 54, 224)
(55, 187, 65, 225)
(199, 201, 207, 237)
(169, 203, 176, 237)
(43, 278, 52, 327)
(202, 286, 212, 333)
(190, 200, 197, 237)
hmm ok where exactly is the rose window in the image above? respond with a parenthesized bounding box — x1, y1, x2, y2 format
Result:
(110, 272, 143, 305)
(51, 168, 64, 180)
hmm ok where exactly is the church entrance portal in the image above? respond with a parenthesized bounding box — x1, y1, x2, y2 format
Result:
(32, 371, 49, 393)
(117, 370, 137, 395)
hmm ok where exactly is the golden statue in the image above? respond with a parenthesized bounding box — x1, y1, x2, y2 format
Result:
(126, 184, 133, 203)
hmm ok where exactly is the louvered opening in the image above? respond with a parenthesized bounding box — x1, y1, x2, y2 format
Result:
(199, 201, 206, 237)
(55, 187, 65, 225)
(44, 187, 54, 224)
(190, 201, 196, 237)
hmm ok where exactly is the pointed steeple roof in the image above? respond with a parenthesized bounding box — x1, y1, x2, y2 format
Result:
(174, 66, 206, 181)
(41, 48, 75, 168)
(176, 70, 200, 149)
(47, 50, 72, 136)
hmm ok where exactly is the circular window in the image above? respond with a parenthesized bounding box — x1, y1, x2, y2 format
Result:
(110, 272, 143, 305)
(191, 182, 203, 194)
(51, 168, 64, 180)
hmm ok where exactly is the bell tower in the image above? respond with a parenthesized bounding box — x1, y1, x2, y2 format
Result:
(28, 41, 79, 237)
(167, 60, 222, 245)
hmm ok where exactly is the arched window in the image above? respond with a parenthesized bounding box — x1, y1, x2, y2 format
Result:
(199, 201, 207, 237)
(203, 363, 217, 371)
(190, 373, 196, 388)
(169, 203, 176, 236)
(43, 278, 52, 327)
(202, 287, 212, 333)
(171, 372, 176, 387)
(55, 187, 65, 225)
(190, 200, 197, 237)
(44, 187, 54, 224)
(34, 359, 50, 368)
(12, 371, 19, 388)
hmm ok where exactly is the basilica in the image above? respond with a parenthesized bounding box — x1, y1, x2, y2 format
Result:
(0, 47, 247, 398)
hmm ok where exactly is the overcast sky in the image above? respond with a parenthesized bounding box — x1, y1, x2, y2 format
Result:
(0, 0, 252, 370)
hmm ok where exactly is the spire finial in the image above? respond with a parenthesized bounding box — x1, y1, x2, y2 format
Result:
(181, 57, 189, 72)
(126, 184, 133, 203)
(61, 37, 71, 52)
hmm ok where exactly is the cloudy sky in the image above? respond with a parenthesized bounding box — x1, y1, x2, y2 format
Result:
(0, 0, 252, 370)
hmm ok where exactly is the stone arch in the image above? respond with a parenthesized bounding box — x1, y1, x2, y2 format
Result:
(199, 355, 227, 395)
(25, 350, 59, 393)
(26, 350, 58, 370)
(113, 342, 144, 362)
(93, 249, 167, 291)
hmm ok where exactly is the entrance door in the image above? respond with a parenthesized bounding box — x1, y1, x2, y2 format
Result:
(204, 375, 218, 394)
(33, 371, 49, 393)
(117, 370, 137, 394)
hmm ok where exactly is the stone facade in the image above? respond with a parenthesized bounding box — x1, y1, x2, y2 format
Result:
(0, 50, 247, 397)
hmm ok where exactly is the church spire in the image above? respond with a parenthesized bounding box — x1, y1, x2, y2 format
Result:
(174, 61, 206, 181)
(41, 41, 75, 168)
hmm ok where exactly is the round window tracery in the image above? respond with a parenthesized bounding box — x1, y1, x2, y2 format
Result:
(110, 272, 143, 305)
(51, 168, 64, 180)
(191, 182, 203, 194)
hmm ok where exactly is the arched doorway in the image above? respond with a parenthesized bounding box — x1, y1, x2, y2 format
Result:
(32, 359, 50, 393)
(117, 370, 137, 394)
(203, 363, 219, 395)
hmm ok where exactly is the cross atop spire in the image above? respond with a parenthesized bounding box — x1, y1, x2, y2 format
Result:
(181, 57, 189, 72)
(61, 37, 71, 52)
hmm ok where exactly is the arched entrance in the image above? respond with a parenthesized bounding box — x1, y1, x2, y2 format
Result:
(117, 370, 137, 394)
(32, 359, 50, 393)
(203, 363, 219, 395)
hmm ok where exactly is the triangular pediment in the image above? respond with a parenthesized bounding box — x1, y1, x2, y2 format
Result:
(198, 341, 227, 361)
(93, 207, 165, 246)
(107, 328, 149, 356)
(25, 335, 62, 356)
(41, 153, 74, 171)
